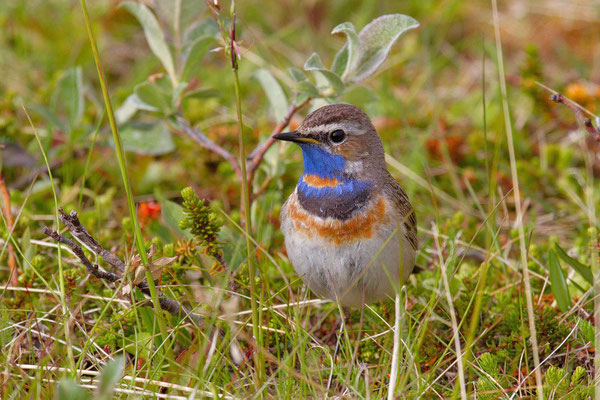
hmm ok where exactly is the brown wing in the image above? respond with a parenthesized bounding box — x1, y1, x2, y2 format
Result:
(385, 178, 418, 251)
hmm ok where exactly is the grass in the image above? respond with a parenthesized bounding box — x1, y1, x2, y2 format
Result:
(0, 0, 599, 398)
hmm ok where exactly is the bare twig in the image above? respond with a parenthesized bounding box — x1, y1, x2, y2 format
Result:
(176, 115, 242, 179)
(176, 98, 309, 193)
(43, 212, 203, 326)
(550, 93, 600, 144)
(43, 227, 121, 282)
(0, 174, 18, 286)
(246, 99, 310, 183)
(57, 208, 125, 272)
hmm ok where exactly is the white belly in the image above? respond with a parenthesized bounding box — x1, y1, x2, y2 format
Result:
(281, 193, 415, 308)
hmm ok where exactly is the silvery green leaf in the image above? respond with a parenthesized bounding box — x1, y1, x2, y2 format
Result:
(289, 67, 308, 82)
(120, 121, 175, 155)
(349, 14, 419, 83)
(172, 82, 188, 107)
(254, 68, 289, 121)
(288, 68, 317, 102)
(331, 44, 348, 77)
(181, 36, 214, 81)
(304, 52, 326, 70)
(304, 53, 344, 94)
(115, 94, 158, 125)
(51, 67, 84, 130)
(155, 0, 206, 38)
(331, 22, 361, 79)
(133, 78, 173, 115)
(96, 356, 125, 400)
(121, 2, 177, 84)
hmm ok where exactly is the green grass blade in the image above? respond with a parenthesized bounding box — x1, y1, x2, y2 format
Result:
(79, 0, 170, 348)
(555, 242, 593, 285)
(548, 249, 571, 312)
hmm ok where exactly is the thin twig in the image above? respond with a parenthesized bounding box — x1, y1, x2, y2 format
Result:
(43, 214, 203, 326)
(43, 228, 121, 282)
(58, 208, 125, 272)
(246, 99, 310, 183)
(550, 93, 600, 144)
(176, 98, 308, 192)
(176, 115, 242, 179)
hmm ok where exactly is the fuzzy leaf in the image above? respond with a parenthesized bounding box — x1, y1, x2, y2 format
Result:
(115, 94, 158, 124)
(96, 356, 125, 400)
(181, 36, 215, 81)
(155, 0, 206, 39)
(121, 2, 176, 83)
(548, 249, 570, 312)
(349, 14, 419, 83)
(51, 67, 84, 130)
(289, 67, 308, 82)
(56, 379, 91, 400)
(331, 45, 348, 77)
(134, 79, 173, 115)
(254, 68, 289, 121)
(120, 121, 175, 155)
(555, 242, 593, 285)
(304, 53, 344, 93)
(331, 22, 361, 79)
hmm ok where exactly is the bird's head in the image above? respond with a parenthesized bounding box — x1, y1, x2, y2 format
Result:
(274, 104, 386, 181)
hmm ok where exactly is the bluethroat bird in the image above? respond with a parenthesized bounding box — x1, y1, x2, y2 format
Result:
(275, 104, 418, 308)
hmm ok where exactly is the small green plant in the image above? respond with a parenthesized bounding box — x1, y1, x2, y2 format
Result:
(179, 186, 223, 259)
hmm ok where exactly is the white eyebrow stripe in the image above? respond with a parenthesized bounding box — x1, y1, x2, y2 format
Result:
(301, 122, 365, 135)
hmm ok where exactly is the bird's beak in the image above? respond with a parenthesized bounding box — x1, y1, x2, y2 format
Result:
(273, 131, 319, 145)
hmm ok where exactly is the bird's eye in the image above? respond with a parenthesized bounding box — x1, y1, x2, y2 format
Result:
(329, 129, 346, 144)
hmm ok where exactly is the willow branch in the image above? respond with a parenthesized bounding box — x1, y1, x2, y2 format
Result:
(58, 208, 125, 272)
(176, 115, 242, 179)
(550, 93, 600, 144)
(246, 98, 310, 183)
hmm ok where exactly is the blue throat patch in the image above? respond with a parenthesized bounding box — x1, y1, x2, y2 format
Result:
(297, 144, 372, 199)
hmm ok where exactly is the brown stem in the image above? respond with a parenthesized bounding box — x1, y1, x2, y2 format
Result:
(43, 215, 203, 326)
(246, 99, 310, 185)
(176, 98, 309, 195)
(0, 174, 18, 286)
(58, 208, 125, 272)
(176, 115, 242, 180)
(550, 93, 600, 144)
